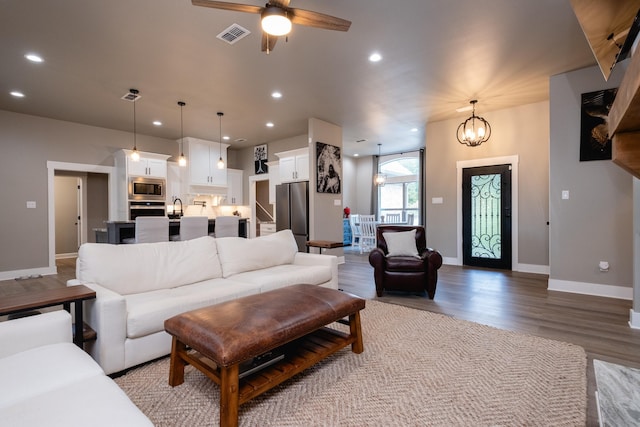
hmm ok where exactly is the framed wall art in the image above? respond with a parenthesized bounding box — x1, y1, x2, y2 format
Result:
(254, 144, 268, 174)
(579, 88, 618, 161)
(316, 141, 341, 194)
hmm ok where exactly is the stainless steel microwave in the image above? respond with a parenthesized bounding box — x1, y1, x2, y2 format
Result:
(128, 177, 165, 201)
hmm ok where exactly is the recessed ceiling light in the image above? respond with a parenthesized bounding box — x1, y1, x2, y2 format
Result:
(152, 120, 162, 126)
(271, 91, 282, 99)
(25, 53, 43, 63)
(266, 122, 274, 127)
(369, 52, 382, 62)
(10, 91, 25, 98)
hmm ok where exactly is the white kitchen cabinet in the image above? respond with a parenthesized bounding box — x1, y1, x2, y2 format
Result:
(118, 150, 168, 178)
(267, 161, 280, 204)
(276, 148, 309, 183)
(225, 168, 243, 205)
(182, 137, 228, 188)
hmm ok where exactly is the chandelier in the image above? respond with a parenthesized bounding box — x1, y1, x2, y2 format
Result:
(456, 100, 491, 147)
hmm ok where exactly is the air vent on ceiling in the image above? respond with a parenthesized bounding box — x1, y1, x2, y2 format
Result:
(121, 91, 141, 102)
(217, 24, 251, 45)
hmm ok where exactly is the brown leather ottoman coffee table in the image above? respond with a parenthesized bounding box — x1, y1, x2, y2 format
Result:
(164, 284, 365, 427)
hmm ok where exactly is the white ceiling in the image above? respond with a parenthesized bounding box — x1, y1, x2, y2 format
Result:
(0, 0, 596, 157)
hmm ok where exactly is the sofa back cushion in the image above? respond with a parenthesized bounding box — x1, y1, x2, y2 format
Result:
(76, 237, 222, 295)
(216, 229, 298, 278)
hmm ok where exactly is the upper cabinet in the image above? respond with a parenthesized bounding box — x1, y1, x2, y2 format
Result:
(224, 168, 243, 205)
(181, 137, 229, 188)
(276, 148, 309, 183)
(117, 150, 168, 178)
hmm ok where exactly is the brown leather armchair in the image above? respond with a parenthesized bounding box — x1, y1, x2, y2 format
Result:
(368, 225, 443, 299)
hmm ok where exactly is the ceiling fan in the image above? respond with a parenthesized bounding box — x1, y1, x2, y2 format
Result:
(192, 0, 351, 53)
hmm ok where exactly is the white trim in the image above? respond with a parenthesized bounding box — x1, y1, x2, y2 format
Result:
(456, 155, 519, 269)
(629, 309, 640, 329)
(249, 173, 271, 239)
(47, 161, 116, 276)
(0, 266, 55, 282)
(548, 278, 633, 300)
(442, 256, 459, 265)
(516, 263, 549, 275)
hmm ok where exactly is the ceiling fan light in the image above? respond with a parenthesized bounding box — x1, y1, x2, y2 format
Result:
(261, 6, 292, 36)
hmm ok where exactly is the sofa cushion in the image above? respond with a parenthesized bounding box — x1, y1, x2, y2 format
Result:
(77, 237, 222, 295)
(216, 229, 298, 278)
(125, 278, 259, 338)
(0, 375, 152, 426)
(230, 264, 333, 292)
(0, 343, 104, 409)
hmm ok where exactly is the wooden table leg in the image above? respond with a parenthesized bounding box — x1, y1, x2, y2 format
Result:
(349, 311, 363, 354)
(168, 337, 187, 386)
(219, 363, 240, 427)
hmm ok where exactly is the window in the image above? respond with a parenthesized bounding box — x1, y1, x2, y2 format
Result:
(377, 154, 420, 224)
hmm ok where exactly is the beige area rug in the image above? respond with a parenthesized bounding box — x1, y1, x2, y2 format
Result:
(115, 300, 587, 426)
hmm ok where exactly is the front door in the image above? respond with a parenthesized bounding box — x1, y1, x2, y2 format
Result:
(462, 164, 512, 270)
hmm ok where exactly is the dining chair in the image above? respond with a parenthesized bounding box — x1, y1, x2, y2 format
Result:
(214, 216, 240, 238)
(123, 216, 169, 244)
(358, 214, 377, 254)
(171, 216, 209, 241)
(349, 214, 361, 249)
(386, 213, 401, 223)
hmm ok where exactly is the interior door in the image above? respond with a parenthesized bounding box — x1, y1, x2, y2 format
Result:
(462, 164, 512, 270)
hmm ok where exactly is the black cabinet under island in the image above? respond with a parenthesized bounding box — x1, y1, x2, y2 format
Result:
(105, 218, 248, 244)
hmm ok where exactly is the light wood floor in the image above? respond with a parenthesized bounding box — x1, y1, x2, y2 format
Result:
(2, 251, 640, 426)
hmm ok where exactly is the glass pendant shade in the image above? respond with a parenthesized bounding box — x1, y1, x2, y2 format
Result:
(457, 100, 491, 147)
(261, 6, 292, 36)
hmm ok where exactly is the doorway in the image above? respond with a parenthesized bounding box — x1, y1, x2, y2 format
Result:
(462, 164, 512, 270)
(456, 155, 519, 270)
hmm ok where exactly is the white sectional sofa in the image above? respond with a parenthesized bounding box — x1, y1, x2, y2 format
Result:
(68, 230, 338, 375)
(0, 311, 152, 426)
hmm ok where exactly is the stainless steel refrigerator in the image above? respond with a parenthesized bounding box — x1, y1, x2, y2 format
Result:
(275, 181, 309, 252)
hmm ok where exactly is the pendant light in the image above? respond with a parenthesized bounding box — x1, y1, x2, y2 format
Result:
(456, 100, 491, 147)
(374, 143, 386, 186)
(217, 112, 225, 169)
(130, 89, 140, 161)
(177, 101, 187, 167)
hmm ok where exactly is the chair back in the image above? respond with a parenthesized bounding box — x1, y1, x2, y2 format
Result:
(215, 216, 239, 238)
(385, 213, 401, 223)
(135, 216, 169, 243)
(376, 225, 427, 255)
(179, 216, 209, 240)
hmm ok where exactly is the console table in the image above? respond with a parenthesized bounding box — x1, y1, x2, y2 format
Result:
(0, 285, 96, 349)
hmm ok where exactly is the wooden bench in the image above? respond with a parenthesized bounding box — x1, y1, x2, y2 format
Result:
(164, 284, 365, 427)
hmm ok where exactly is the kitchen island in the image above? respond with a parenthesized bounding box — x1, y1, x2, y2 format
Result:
(105, 218, 248, 244)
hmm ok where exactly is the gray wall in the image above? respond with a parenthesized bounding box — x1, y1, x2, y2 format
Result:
(549, 64, 632, 290)
(0, 109, 177, 273)
(425, 101, 550, 269)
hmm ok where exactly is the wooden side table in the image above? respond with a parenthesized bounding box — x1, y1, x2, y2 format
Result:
(0, 285, 96, 349)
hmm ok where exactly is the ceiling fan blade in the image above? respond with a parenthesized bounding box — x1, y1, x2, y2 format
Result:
(261, 32, 279, 53)
(191, 0, 262, 14)
(290, 8, 351, 32)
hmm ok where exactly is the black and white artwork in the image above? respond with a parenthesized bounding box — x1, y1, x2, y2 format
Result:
(580, 88, 617, 161)
(254, 144, 268, 174)
(316, 141, 341, 194)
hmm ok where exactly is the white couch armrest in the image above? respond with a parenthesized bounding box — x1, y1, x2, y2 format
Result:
(293, 253, 339, 289)
(0, 311, 72, 359)
(71, 282, 128, 375)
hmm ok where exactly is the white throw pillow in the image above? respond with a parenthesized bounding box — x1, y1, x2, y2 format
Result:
(383, 229, 419, 258)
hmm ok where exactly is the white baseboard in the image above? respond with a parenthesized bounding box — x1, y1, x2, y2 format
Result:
(629, 309, 640, 329)
(548, 278, 633, 300)
(0, 266, 57, 282)
(516, 263, 549, 275)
